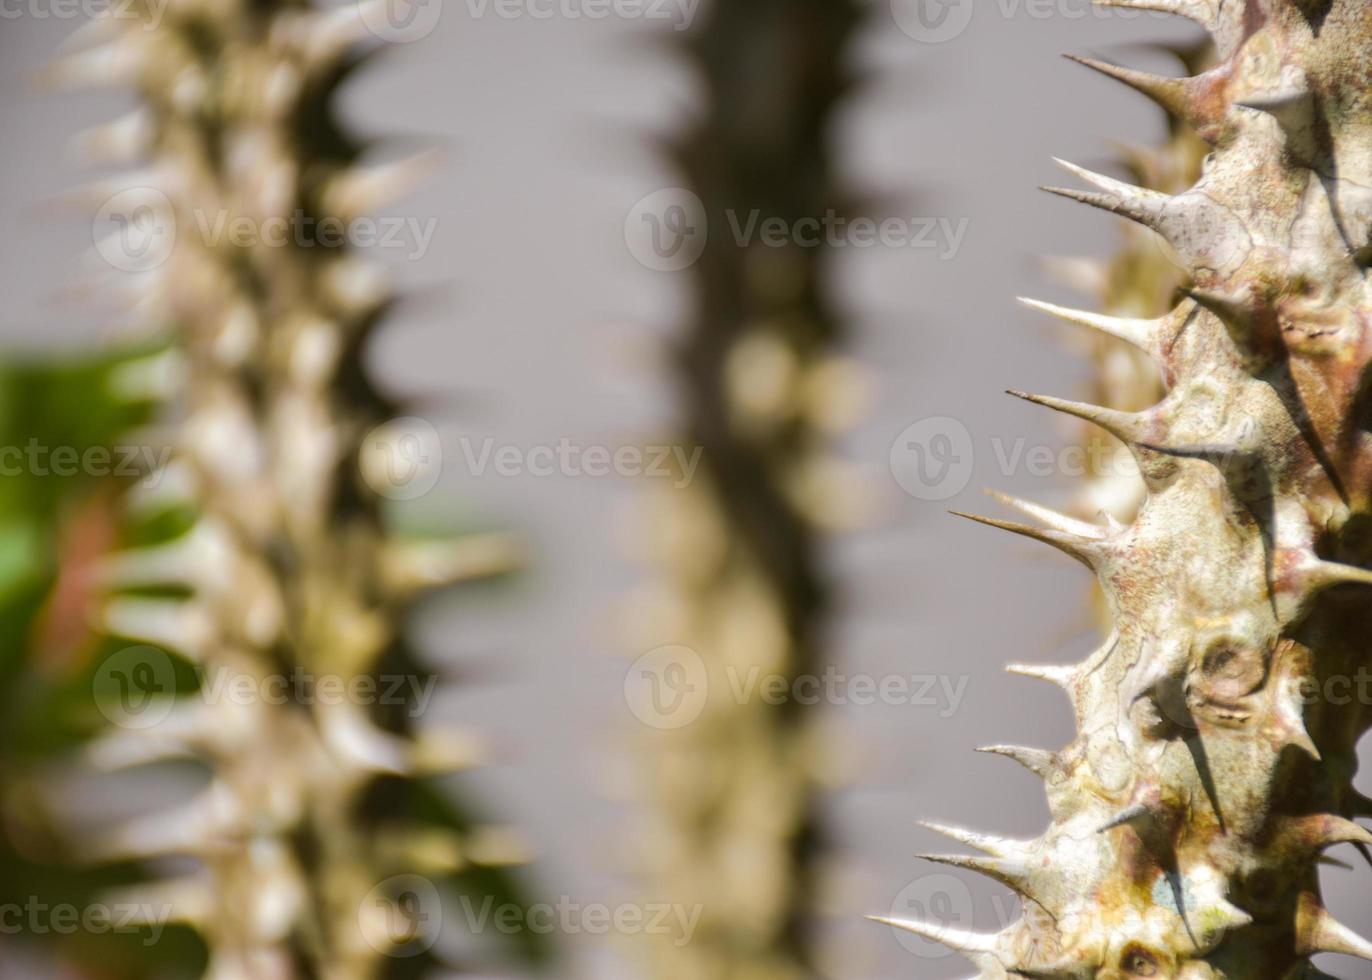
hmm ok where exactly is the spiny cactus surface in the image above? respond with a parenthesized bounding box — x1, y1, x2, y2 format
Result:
(881, 2, 1372, 978)
(50, 2, 542, 977)
(1049, 40, 1212, 530)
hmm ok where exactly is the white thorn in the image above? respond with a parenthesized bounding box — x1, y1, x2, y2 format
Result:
(987, 489, 1106, 540)
(1006, 662, 1078, 690)
(867, 915, 999, 959)
(1018, 296, 1158, 354)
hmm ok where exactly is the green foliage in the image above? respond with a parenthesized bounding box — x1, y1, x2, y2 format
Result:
(0, 347, 205, 974)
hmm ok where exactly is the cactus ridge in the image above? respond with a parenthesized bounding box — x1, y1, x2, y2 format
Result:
(895, 2, 1372, 978)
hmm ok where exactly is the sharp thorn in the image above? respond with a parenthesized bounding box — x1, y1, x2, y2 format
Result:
(919, 821, 1023, 857)
(1298, 896, 1372, 961)
(1064, 55, 1194, 121)
(1018, 296, 1158, 353)
(977, 745, 1059, 780)
(1097, 803, 1154, 833)
(1304, 560, 1372, 592)
(1006, 389, 1146, 444)
(986, 489, 1106, 539)
(917, 853, 1033, 894)
(1006, 662, 1078, 690)
(1041, 185, 1166, 237)
(1091, 0, 1215, 28)
(866, 915, 999, 958)
(1051, 158, 1160, 199)
(951, 511, 1102, 570)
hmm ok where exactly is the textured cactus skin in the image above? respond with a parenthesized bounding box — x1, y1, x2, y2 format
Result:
(880, 2, 1372, 978)
(630, 0, 861, 976)
(53, 3, 536, 978)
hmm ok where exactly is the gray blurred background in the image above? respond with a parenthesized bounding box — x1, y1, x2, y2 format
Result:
(2, 2, 1369, 978)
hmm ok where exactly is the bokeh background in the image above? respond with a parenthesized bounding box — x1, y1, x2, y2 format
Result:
(1, 1, 1369, 978)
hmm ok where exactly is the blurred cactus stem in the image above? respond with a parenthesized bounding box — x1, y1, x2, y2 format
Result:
(627, 0, 864, 977)
(53, 1, 540, 977)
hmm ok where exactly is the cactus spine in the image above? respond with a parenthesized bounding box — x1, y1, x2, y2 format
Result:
(881, 2, 1372, 977)
(53, 3, 533, 977)
(1048, 41, 1212, 529)
(630, 0, 861, 976)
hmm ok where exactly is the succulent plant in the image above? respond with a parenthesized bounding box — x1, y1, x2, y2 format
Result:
(877, 2, 1372, 977)
(43, 2, 546, 977)
(627, 0, 862, 976)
